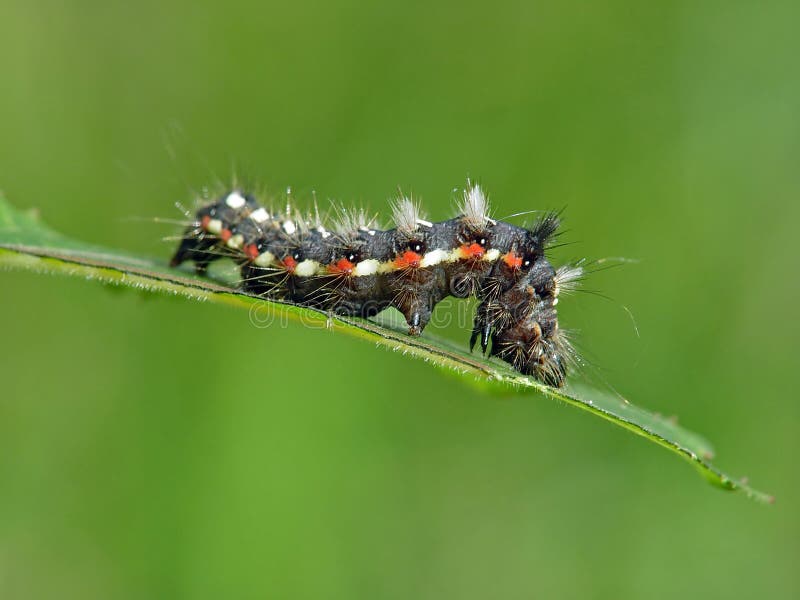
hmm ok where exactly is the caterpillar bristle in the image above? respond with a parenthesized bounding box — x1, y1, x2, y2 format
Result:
(458, 183, 491, 230)
(390, 196, 424, 235)
(529, 211, 561, 248)
(554, 262, 584, 296)
(331, 205, 376, 238)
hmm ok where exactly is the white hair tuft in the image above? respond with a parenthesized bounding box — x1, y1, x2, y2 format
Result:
(554, 262, 584, 295)
(459, 184, 491, 229)
(391, 196, 424, 234)
(331, 205, 377, 237)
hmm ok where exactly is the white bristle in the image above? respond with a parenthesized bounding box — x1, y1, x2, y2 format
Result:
(459, 184, 490, 228)
(554, 263, 584, 295)
(332, 205, 376, 236)
(391, 196, 423, 234)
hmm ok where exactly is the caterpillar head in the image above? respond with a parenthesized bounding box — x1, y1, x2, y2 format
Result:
(490, 307, 571, 388)
(488, 260, 583, 387)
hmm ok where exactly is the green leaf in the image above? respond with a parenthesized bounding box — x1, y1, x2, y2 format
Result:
(0, 193, 773, 503)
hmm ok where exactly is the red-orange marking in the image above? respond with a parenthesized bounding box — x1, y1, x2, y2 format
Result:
(244, 244, 259, 261)
(329, 258, 355, 275)
(395, 250, 421, 269)
(220, 228, 232, 242)
(503, 251, 523, 269)
(460, 242, 485, 259)
(281, 255, 297, 272)
(201, 215, 211, 230)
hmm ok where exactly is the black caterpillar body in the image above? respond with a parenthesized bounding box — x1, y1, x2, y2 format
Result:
(170, 185, 581, 386)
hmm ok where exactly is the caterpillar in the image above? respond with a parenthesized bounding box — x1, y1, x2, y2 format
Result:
(170, 184, 582, 387)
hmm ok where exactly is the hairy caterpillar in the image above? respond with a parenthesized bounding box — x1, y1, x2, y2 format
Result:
(170, 184, 582, 386)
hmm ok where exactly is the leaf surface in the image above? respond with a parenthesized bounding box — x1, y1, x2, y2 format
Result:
(0, 194, 772, 503)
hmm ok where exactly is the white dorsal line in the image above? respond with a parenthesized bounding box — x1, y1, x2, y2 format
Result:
(261, 245, 506, 277)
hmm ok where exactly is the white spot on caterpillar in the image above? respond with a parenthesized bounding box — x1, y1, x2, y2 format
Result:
(416, 218, 433, 228)
(207, 219, 223, 235)
(353, 259, 380, 276)
(483, 248, 501, 262)
(226, 234, 244, 249)
(294, 259, 319, 277)
(250, 207, 270, 223)
(254, 251, 275, 267)
(283, 220, 297, 235)
(420, 248, 449, 267)
(225, 191, 247, 209)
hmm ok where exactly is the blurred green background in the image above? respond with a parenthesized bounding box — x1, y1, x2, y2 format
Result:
(1, 1, 798, 598)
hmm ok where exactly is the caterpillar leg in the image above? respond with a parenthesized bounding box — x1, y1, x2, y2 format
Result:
(170, 235, 218, 274)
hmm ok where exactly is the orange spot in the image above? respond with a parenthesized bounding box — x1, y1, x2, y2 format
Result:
(460, 242, 485, 259)
(201, 215, 211, 230)
(329, 258, 354, 275)
(503, 252, 523, 269)
(244, 244, 259, 261)
(281, 255, 297, 272)
(220, 228, 232, 242)
(395, 250, 422, 269)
